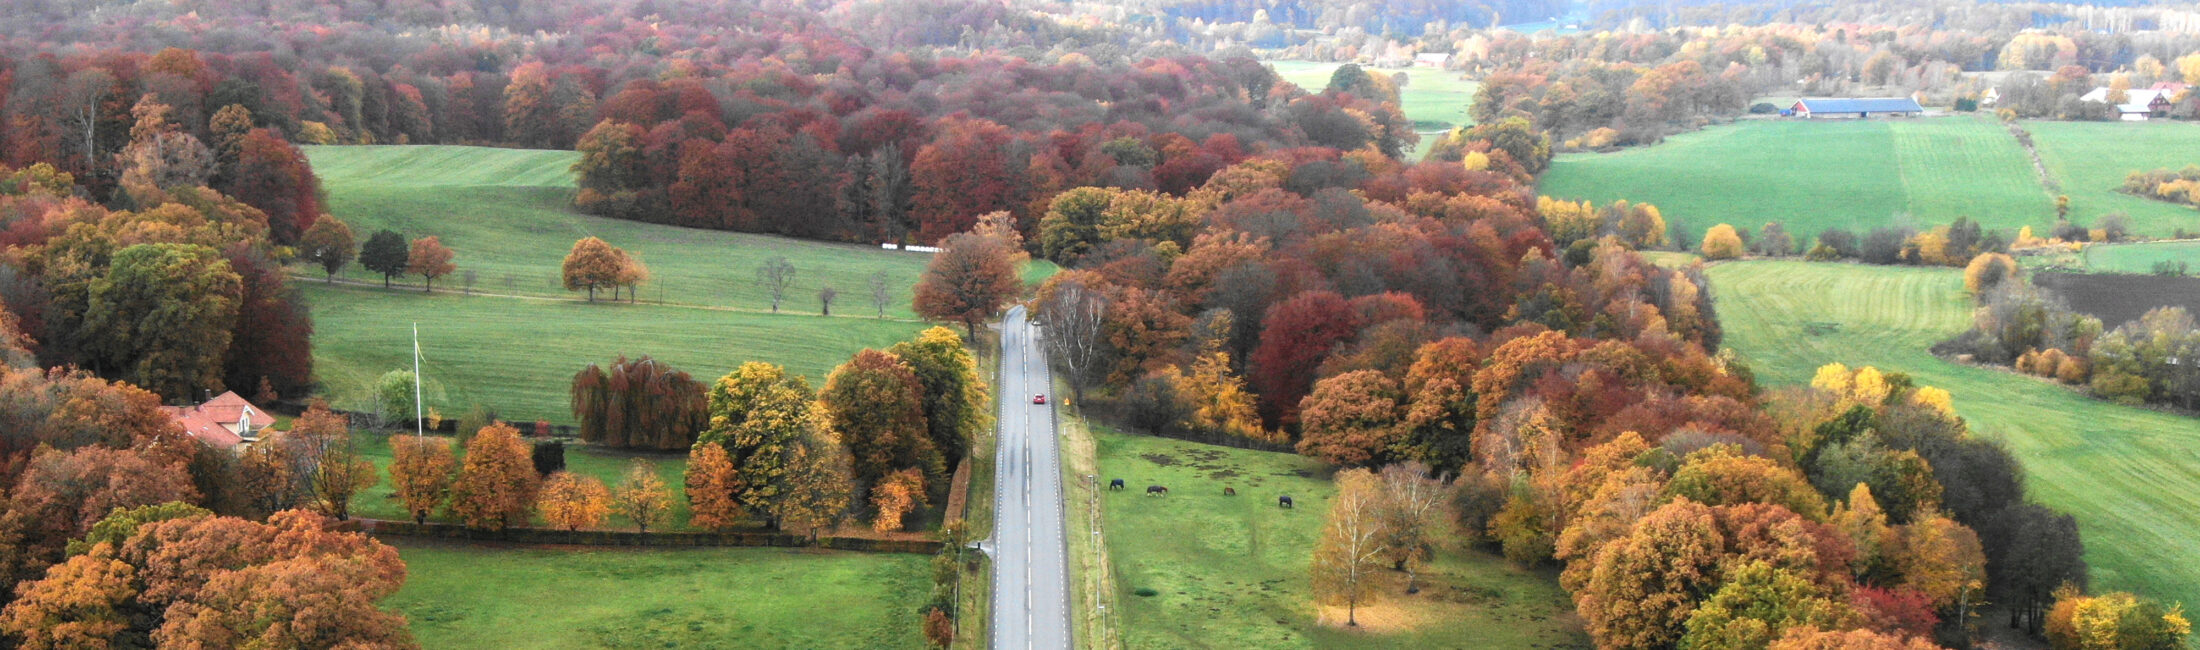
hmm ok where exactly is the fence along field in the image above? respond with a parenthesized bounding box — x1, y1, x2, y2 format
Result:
(1538, 117, 2054, 245)
(301, 145, 936, 318)
(1705, 260, 2200, 612)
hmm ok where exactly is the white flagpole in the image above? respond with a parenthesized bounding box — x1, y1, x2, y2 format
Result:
(413, 323, 424, 438)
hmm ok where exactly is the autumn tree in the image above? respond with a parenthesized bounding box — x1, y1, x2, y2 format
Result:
(1702, 224, 1745, 260)
(821, 349, 943, 494)
(871, 468, 925, 532)
(1251, 290, 1359, 427)
(891, 326, 991, 472)
(561, 236, 624, 301)
(448, 422, 539, 530)
(1296, 370, 1407, 467)
(299, 216, 357, 283)
(1964, 252, 2018, 296)
(1679, 560, 1858, 650)
(685, 443, 743, 531)
(774, 428, 855, 539)
(406, 236, 456, 292)
(297, 403, 377, 520)
(611, 459, 671, 533)
(570, 355, 708, 450)
(538, 471, 611, 531)
(757, 255, 796, 312)
(0, 551, 137, 648)
(913, 233, 1022, 339)
(359, 229, 408, 288)
(1376, 463, 1452, 593)
(81, 243, 241, 400)
(2045, 587, 2192, 650)
(695, 362, 821, 526)
(388, 435, 456, 524)
(1574, 499, 1726, 649)
(1311, 468, 1388, 627)
(148, 512, 411, 648)
(221, 129, 323, 244)
(1035, 271, 1109, 399)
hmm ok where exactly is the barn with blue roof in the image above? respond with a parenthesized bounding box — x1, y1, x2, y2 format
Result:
(1790, 97, 1924, 118)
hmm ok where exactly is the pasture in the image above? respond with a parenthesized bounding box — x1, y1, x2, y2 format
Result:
(1092, 429, 1587, 649)
(301, 145, 936, 318)
(1268, 61, 1479, 158)
(2080, 239, 2200, 275)
(302, 282, 925, 424)
(2025, 120, 2200, 236)
(1539, 117, 2053, 245)
(1706, 260, 2200, 610)
(388, 540, 930, 649)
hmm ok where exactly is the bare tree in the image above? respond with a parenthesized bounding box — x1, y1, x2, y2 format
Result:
(1036, 274, 1107, 400)
(867, 270, 893, 318)
(63, 69, 118, 182)
(818, 285, 838, 316)
(756, 256, 796, 312)
(1312, 469, 1389, 627)
(1376, 463, 1453, 594)
(461, 269, 478, 295)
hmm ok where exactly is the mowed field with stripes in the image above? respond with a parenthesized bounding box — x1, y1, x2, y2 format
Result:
(1707, 260, 2200, 611)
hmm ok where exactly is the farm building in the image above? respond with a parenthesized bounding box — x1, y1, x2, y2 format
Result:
(1791, 97, 1924, 118)
(2079, 87, 2174, 120)
(1414, 52, 1451, 68)
(164, 390, 274, 449)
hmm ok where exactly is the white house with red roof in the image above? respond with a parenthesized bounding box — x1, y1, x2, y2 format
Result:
(164, 391, 273, 449)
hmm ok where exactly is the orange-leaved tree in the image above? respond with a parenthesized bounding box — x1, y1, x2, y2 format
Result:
(389, 435, 456, 524)
(405, 235, 455, 292)
(561, 236, 624, 302)
(912, 232, 1020, 339)
(448, 423, 538, 530)
(538, 471, 611, 531)
(870, 468, 924, 532)
(685, 442, 742, 531)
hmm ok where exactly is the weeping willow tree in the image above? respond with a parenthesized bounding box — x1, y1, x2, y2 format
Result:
(571, 355, 708, 450)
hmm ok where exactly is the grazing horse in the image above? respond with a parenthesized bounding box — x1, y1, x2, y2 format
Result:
(1108, 478, 1126, 491)
(1223, 487, 1237, 496)
(1146, 485, 1169, 497)
(1278, 495, 1294, 509)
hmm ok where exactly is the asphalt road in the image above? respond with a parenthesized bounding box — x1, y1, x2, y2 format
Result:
(989, 305, 1071, 650)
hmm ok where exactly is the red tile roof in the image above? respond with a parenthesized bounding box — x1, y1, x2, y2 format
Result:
(162, 391, 270, 449)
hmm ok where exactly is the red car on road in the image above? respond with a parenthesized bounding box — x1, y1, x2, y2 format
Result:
(1032, 394, 1047, 405)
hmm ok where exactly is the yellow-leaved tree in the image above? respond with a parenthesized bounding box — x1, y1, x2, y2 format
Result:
(1700, 224, 1744, 260)
(539, 471, 611, 531)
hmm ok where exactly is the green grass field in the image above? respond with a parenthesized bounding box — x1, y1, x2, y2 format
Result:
(1707, 260, 2200, 609)
(303, 282, 925, 424)
(301, 145, 936, 318)
(2079, 240, 2200, 274)
(389, 540, 930, 648)
(1268, 61, 1479, 159)
(2026, 121, 2200, 236)
(1540, 118, 2054, 245)
(1093, 429, 1587, 649)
